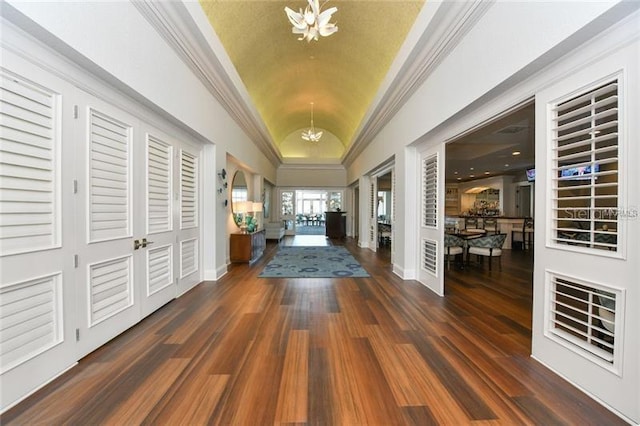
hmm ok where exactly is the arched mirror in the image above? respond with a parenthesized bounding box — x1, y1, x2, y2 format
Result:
(231, 170, 248, 228)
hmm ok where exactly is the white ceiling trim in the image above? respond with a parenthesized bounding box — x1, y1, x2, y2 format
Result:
(343, 0, 494, 166)
(278, 163, 346, 171)
(132, 0, 282, 166)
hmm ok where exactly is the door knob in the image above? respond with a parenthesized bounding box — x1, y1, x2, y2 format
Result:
(134, 239, 142, 250)
(142, 238, 154, 248)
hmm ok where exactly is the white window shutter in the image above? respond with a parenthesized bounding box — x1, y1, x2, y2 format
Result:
(551, 80, 619, 252)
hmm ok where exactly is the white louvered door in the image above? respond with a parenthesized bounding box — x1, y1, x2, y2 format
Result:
(177, 148, 200, 294)
(1, 38, 203, 410)
(418, 144, 445, 295)
(0, 64, 77, 411)
(369, 180, 377, 250)
(140, 129, 176, 317)
(74, 99, 141, 358)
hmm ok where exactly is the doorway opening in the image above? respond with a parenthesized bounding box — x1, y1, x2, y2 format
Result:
(279, 189, 344, 236)
(444, 100, 535, 350)
(294, 190, 327, 235)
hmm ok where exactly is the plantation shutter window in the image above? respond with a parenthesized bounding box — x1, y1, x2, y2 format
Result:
(551, 80, 619, 252)
(422, 154, 438, 228)
(0, 72, 59, 255)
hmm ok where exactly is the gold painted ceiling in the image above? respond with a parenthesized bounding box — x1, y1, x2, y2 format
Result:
(199, 0, 425, 162)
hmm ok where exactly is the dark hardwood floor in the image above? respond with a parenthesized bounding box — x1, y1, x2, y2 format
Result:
(2, 237, 624, 425)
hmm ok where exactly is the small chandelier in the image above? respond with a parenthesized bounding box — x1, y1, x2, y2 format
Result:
(301, 103, 322, 142)
(284, 0, 338, 42)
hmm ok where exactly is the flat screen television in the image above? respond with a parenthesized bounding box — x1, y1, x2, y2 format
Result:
(526, 168, 535, 182)
(560, 163, 600, 180)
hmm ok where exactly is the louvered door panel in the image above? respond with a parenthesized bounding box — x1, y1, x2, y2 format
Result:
(180, 150, 197, 229)
(0, 71, 58, 256)
(180, 238, 198, 278)
(147, 244, 172, 296)
(89, 255, 133, 326)
(418, 144, 444, 294)
(147, 135, 172, 234)
(0, 273, 62, 373)
(422, 154, 438, 228)
(88, 109, 131, 242)
(422, 239, 437, 275)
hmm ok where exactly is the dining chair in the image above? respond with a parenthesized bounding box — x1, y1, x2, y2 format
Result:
(464, 217, 485, 235)
(444, 233, 465, 270)
(466, 233, 507, 271)
(378, 223, 392, 247)
(482, 217, 499, 234)
(512, 217, 534, 250)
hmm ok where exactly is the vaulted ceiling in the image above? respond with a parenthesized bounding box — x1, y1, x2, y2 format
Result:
(198, 0, 425, 163)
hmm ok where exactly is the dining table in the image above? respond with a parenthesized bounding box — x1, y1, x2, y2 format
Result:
(445, 229, 487, 269)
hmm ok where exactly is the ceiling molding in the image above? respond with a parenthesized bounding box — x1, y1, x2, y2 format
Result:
(132, 0, 282, 166)
(343, 0, 494, 167)
(278, 163, 346, 171)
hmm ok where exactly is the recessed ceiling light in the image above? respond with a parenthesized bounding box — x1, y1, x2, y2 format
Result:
(469, 174, 475, 178)
(454, 171, 458, 175)
(470, 167, 474, 171)
(512, 151, 521, 156)
(504, 164, 510, 167)
(457, 177, 462, 180)
(484, 171, 490, 175)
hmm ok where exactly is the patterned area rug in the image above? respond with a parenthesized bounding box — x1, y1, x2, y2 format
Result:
(259, 246, 370, 278)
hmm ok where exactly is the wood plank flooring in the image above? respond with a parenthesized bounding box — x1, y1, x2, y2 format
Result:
(2, 237, 624, 425)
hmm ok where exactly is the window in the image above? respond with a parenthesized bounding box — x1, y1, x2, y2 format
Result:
(551, 79, 619, 252)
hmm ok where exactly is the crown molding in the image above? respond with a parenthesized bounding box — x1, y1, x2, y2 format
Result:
(278, 163, 346, 171)
(343, 0, 494, 167)
(132, 0, 282, 167)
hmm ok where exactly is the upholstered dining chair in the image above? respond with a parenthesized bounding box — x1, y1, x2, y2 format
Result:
(444, 233, 465, 270)
(467, 233, 507, 271)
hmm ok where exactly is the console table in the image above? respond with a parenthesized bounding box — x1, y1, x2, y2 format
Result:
(230, 229, 265, 264)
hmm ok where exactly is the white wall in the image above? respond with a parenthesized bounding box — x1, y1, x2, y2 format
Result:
(277, 165, 347, 187)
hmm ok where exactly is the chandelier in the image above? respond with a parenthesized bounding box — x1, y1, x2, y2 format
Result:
(284, 0, 338, 42)
(301, 103, 323, 142)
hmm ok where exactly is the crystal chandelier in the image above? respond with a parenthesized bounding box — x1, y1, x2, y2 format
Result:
(284, 0, 338, 42)
(301, 103, 323, 142)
